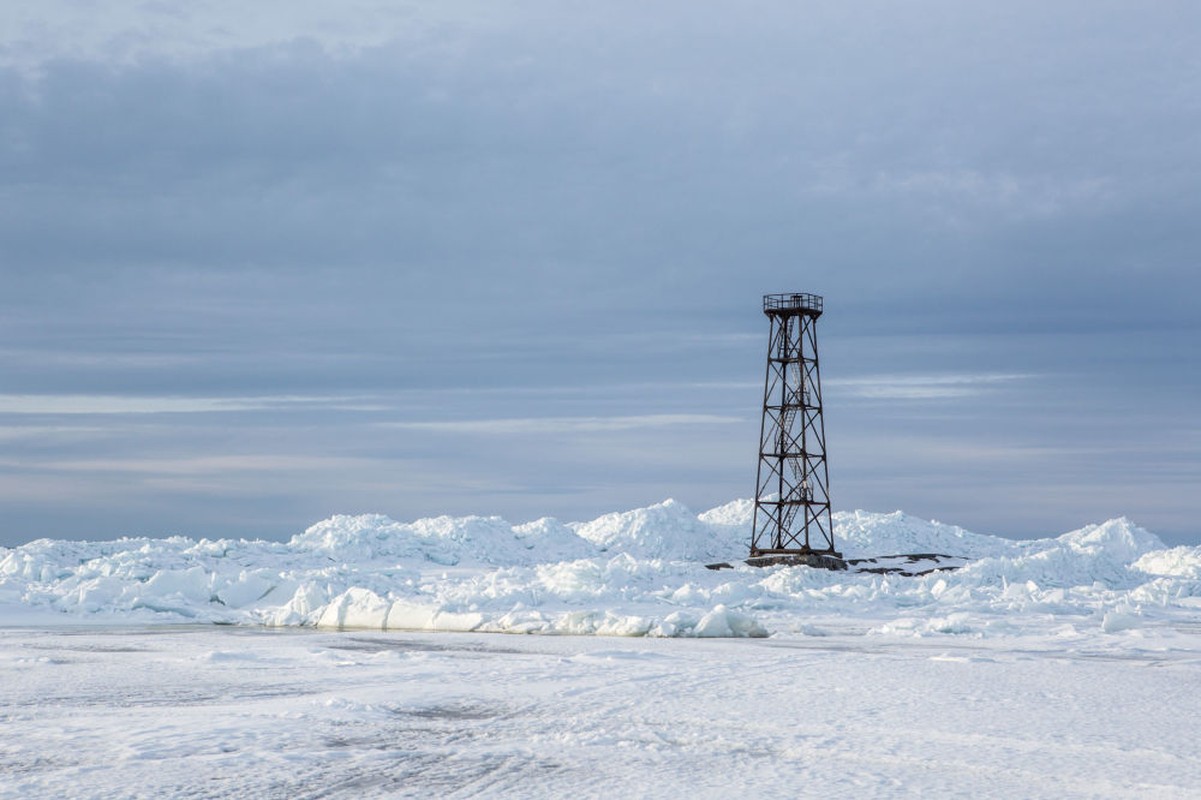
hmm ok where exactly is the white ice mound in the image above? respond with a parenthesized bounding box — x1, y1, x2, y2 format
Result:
(1134, 545, 1201, 579)
(573, 498, 744, 561)
(698, 498, 756, 528)
(289, 512, 593, 566)
(1058, 517, 1163, 562)
(833, 510, 1014, 560)
(1, 501, 1194, 639)
(960, 517, 1166, 590)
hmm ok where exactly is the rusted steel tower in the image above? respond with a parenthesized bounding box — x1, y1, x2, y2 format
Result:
(751, 292, 839, 560)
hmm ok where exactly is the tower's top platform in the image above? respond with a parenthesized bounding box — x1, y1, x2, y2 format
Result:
(763, 292, 823, 317)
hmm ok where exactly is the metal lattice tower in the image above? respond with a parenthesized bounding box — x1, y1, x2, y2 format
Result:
(751, 292, 838, 558)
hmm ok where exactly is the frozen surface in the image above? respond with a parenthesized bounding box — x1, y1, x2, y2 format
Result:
(3, 626, 1200, 799)
(3, 500, 1201, 796)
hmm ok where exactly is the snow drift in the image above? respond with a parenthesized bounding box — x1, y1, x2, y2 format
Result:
(2, 499, 1197, 639)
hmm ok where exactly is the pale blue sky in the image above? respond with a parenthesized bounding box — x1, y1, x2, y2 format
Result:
(1, 1, 1198, 546)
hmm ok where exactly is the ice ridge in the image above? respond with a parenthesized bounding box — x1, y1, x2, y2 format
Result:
(2, 500, 1193, 639)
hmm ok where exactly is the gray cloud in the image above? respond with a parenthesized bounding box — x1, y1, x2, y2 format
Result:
(1, 1, 1198, 546)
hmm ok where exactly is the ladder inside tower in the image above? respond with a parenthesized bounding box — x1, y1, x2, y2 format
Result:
(787, 358, 808, 498)
(776, 357, 810, 540)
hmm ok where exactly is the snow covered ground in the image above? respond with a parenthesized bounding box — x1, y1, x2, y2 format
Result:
(3, 500, 1201, 797)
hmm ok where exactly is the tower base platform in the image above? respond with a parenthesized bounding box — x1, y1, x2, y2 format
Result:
(705, 552, 968, 576)
(746, 552, 847, 570)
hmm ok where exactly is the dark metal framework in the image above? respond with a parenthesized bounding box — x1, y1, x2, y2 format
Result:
(751, 292, 838, 557)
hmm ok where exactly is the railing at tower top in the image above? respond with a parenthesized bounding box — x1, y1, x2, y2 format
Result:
(763, 292, 823, 315)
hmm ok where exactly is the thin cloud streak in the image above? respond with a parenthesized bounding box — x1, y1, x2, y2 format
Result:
(827, 374, 1033, 401)
(383, 414, 744, 435)
(0, 394, 389, 414)
(19, 455, 385, 476)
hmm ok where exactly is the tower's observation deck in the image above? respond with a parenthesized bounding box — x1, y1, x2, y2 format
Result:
(763, 292, 824, 317)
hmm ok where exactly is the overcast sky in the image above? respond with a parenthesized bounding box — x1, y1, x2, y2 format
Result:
(1, 1, 1198, 547)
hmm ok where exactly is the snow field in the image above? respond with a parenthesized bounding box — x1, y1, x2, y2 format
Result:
(2, 626, 1200, 799)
